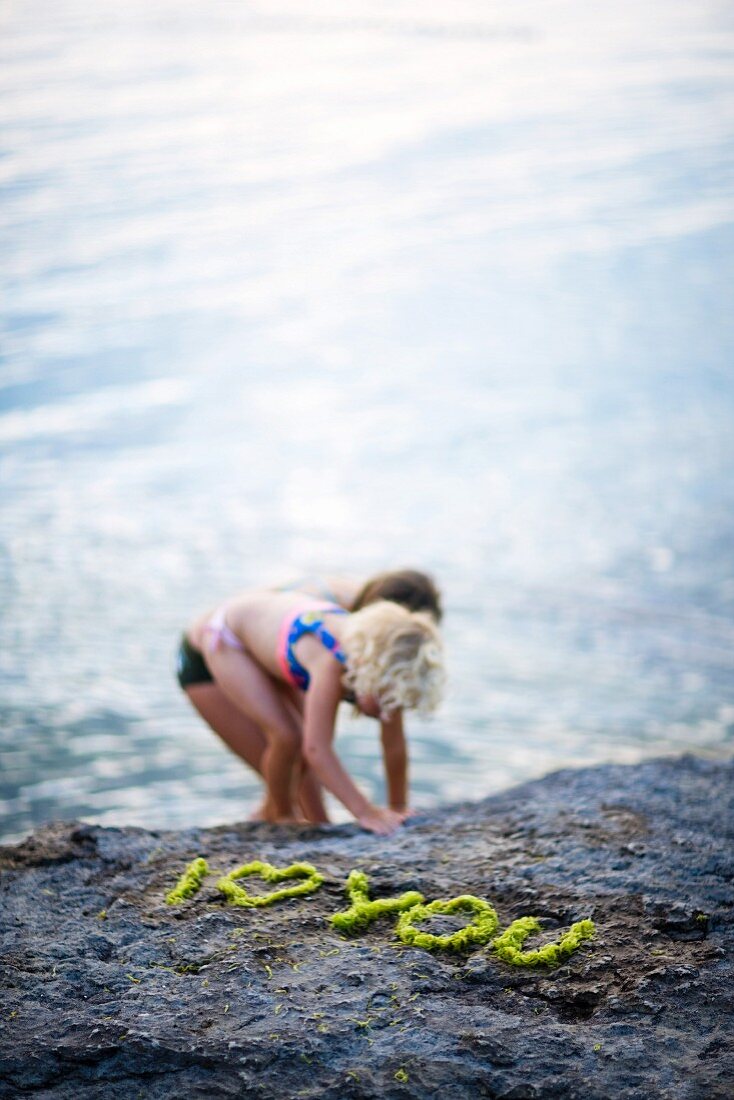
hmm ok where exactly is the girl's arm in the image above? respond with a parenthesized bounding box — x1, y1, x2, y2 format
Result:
(380, 710, 408, 812)
(302, 665, 406, 835)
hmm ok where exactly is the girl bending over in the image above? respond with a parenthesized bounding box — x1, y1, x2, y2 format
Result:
(177, 589, 444, 835)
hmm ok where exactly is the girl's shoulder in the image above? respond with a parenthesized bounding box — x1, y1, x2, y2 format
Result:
(322, 574, 362, 608)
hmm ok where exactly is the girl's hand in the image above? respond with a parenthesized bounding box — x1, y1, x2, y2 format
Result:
(357, 806, 408, 836)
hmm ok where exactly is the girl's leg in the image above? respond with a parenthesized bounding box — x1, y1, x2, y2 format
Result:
(204, 646, 302, 820)
(296, 767, 329, 823)
(185, 679, 328, 823)
(278, 688, 329, 824)
(185, 682, 267, 774)
(185, 682, 274, 819)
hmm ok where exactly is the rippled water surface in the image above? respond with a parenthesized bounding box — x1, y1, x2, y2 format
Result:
(2, 0, 733, 842)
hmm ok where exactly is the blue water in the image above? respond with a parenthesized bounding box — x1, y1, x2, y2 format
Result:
(1, 0, 733, 842)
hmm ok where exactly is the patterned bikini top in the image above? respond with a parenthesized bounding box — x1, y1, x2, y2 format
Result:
(278, 605, 348, 691)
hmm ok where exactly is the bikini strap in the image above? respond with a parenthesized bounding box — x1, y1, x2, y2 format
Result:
(311, 616, 347, 665)
(204, 608, 245, 655)
(281, 607, 348, 690)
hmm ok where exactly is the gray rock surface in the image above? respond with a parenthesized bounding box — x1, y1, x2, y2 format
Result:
(1, 753, 732, 1099)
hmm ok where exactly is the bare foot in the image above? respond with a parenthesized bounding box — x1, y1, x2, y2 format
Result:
(248, 801, 301, 825)
(248, 799, 273, 822)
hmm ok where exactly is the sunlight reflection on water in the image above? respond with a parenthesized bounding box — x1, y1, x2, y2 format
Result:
(1, 0, 733, 841)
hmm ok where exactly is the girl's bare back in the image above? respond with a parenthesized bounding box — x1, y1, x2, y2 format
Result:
(187, 589, 341, 681)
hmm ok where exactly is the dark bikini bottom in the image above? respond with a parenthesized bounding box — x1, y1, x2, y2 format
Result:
(176, 635, 214, 689)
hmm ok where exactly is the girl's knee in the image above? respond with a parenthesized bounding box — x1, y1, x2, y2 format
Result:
(266, 722, 302, 751)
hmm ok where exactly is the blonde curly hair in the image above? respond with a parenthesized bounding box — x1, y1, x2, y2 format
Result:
(341, 600, 444, 716)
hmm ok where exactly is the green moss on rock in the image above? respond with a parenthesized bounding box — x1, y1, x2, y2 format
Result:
(330, 870, 424, 934)
(216, 861, 324, 908)
(396, 895, 499, 952)
(492, 916, 595, 967)
(166, 857, 210, 905)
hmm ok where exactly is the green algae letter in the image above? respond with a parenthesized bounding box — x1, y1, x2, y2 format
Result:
(166, 857, 210, 905)
(330, 869, 425, 934)
(492, 916, 595, 968)
(396, 895, 499, 952)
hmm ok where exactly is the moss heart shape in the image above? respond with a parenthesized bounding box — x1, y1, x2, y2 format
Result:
(216, 860, 324, 908)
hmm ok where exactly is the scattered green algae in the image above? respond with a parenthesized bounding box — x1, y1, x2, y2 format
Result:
(166, 857, 210, 905)
(492, 916, 595, 967)
(396, 895, 499, 952)
(331, 870, 425, 934)
(216, 861, 325, 908)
